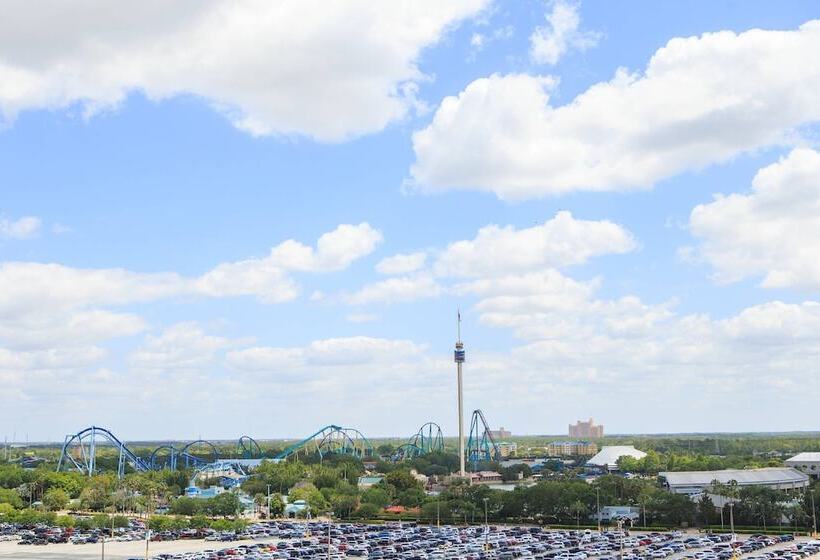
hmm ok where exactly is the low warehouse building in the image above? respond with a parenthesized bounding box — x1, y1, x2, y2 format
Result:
(785, 452, 820, 479)
(659, 467, 809, 498)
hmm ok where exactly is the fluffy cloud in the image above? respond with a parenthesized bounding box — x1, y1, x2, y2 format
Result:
(434, 211, 635, 277)
(688, 148, 820, 290)
(411, 21, 820, 199)
(376, 252, 427, 275)
(227, 336, 425, 371)
(0, 223, 379, 357)
(129, 322, 234, 371)
(269, 224, 383, 272)
(344, 275, 442, 306)
(0, 215, 40, 239)
(345, 212, 633, 304)
(530, 0, 600, 65)
(0, 0, 488, 141)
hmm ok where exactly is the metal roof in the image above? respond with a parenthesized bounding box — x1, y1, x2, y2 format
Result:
(659, 467, 809, 487)
(586, 446, 646, 468)
(786, 452, 820, 463)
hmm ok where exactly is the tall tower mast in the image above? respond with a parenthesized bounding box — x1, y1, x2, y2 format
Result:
(454, 310, 466, 476)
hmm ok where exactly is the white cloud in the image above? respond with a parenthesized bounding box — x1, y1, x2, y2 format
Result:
(344, 275, 442, 306)
(529, 0, 600, 65)
(434, 211, 635, 277)
(0, 223, 378, 354)
(269, 223, 383, 272)
(227, 336, 425, 371)
(0, 215, 41, 239)
(129, 322, 234, 371)
(411, 21, 820, 199)
(376, 252, 427, 275)
(0, 0, 489, 141)
(344, 212, 634, 305)
(689, 148, 820, 290)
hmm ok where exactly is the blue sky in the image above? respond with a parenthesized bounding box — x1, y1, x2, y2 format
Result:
(1, 1, 819, 442)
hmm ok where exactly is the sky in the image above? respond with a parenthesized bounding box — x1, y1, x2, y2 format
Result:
(1, 0, 820, 442)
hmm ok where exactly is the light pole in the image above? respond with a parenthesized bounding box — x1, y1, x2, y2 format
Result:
(811, 490, 818, 537)
(596, 488, 601, 533)
(267, 484, 272, 519)
(483, 497, 489, 551)
(327, 512, 332, 560)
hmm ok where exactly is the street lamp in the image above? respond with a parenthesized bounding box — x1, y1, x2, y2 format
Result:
(483, 497, 489, 551)
(267, 484, 272, 519)
(596, 488, 601, 533)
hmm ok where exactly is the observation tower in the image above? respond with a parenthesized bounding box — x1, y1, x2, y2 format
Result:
(455, 311, 466, 476)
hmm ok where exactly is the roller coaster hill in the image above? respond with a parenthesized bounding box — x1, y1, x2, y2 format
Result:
(56, 412, 502, 478)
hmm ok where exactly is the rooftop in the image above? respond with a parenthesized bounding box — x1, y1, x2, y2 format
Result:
(786, 452, 820, 463)
(659, 467, 809, 487)
(586, 446, 646, 468)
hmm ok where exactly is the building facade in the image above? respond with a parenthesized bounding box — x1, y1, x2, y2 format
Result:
(548, 441, 598, 456)
(659, 467, 810, 498)
(785, 453, 820, 479)
(497, 441, 518, 458)
(569, 418, 604, 438)
(489, 427, 512, 439)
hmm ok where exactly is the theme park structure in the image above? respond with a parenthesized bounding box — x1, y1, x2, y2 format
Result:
(57, 413, 499, 478)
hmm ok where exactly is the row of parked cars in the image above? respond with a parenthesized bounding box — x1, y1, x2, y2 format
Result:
(135, 521, 820, 560)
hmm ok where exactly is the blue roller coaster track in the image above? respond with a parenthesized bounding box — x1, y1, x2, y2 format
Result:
(238, 435, 261, 459)
(392, 422, 444, 461)
(275, 425, 373, 461)
(57, 426, 151, 478)
(466, 409, 500, 468)
(58, 427, 264, 477)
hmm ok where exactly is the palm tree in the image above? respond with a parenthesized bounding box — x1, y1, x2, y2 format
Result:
(569, 500, 587, 528)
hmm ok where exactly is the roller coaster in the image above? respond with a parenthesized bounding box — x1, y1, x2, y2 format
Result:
(466, 409, 500, 467)
(57, 417, 496, 476)
(57, 426, 151, 478)
(274, 425, 373, 461)
(392, 422, 445, 461)
(57, 425, 374, 477)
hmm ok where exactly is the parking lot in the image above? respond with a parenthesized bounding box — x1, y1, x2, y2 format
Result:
(1, 521, 819, 560)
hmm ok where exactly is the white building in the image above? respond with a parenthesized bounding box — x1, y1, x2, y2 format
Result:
(659, 467, 809, 499)
(600, 505, 641, 522)
(785, 453, 820, 479)
(586, 446, 646, 471)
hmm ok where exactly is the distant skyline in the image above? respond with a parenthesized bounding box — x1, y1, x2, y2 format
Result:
(2, 1, 820, 441)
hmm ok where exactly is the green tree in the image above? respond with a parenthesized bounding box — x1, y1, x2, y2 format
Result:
(42, 488, 70, 511)
(361, 487, 390, 508)
(205, 493, 241, 517)
(0, 488, 23, 509)
(169, 496, 203, 516)
(289, 483, 329, 513)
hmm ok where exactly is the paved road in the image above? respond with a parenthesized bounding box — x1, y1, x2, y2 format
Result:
(0, 537, 262, 559)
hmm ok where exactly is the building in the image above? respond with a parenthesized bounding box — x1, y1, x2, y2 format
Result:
(469, 471, 503, 484)
(358, 475, 384, 489)
(548, 441, 598, 456)
(659, 467, 810, 499)
(569, 418, 604, 438)
(586, 446, 646, 471)
(600, 505, 641, 523)
(489, 427, 512, 439)
(785, 453, 820, 479)
(497, 441, 518, 458)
